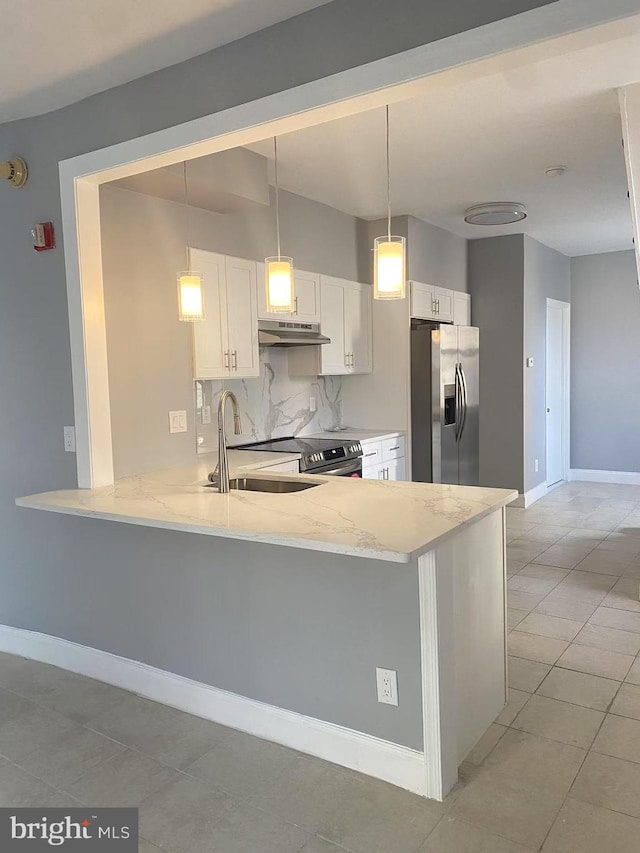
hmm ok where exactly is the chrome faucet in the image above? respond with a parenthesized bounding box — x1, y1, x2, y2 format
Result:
(209, 391, 243, 493)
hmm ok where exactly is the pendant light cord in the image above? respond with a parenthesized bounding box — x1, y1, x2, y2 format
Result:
(386, 105, 391, 241)
(183, 161, 190, 271)
(274, 136, 282, 259)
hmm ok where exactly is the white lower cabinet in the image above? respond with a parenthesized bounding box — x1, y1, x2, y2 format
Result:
(361, 436, 406, 481)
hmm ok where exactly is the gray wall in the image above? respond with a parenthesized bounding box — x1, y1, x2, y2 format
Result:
(0, 0, 587, 744)
(523, 236, 571, 492)
(468, 235, 525, 491)
(101, 183, 359, 477)
(407, 216, 468, 292)
(571, 251, 640, 473)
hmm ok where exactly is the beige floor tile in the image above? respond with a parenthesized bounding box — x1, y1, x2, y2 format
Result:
(534, 598, 597, 623)
(508, 560, 528, 575)
(593, 714, 640, 764)
(0, 705, 78, 763)
(517, 564, 570, 583)
(508, 609, 528, 630)
(508, 576, 561, 596)
(574, 624, 640, 655)
(419, 816, 536, 853)
(561, 528, 607, 544)
(589, 606, 640, 634)
(542, 797, 640, 853)
(609, 683, 640, 720)
(508, 657, 551, 692)
(508, 543, 549, 563)
(0, 763, 81, 808)
(601, 578, 640, 613)
(465, 724, 507, 766)
(536, 667, 620, 711)
(533, 546, 592, 570)
(508, 591, 546, 613)
(572, 554, 626, 577)
(512, 695, 604, 748)
(66, 748, 178, 807)
(496, 689, 531, 726)
(516, 613, 583, 641)
(508, 632, 568, 665)
(570, 751, 640, 819)
(556, 643, 634, 681)
(480, 729, 585, 797)
(550, 572, 616, 605)
(625, 657, 640, 686)
(449, 775, 563, 849)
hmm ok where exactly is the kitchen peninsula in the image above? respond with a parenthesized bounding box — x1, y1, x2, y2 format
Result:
(17, 455, 515, 801)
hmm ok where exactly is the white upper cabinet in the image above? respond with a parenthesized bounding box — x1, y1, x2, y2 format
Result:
(257, 265, 320, 323)
(192, 250, 259, 380)
(319, 276, 347, 373)
(344, 282, 371, 373)
(410, 280, 471, 325)
(320, 276, 372, 375)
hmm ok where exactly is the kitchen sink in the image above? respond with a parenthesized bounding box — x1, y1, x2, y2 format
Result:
(206, 477, 321, 494)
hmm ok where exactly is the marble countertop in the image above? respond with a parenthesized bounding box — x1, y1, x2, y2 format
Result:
(306, 428, 404, 443)
(17, 449, 516, 563)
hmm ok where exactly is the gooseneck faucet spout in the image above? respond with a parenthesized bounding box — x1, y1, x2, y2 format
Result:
(210, 391, 243, 493)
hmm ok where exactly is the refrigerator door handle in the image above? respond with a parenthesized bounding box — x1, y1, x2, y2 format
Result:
(459, 363, 468, 440)
(454, 363, 462, 443)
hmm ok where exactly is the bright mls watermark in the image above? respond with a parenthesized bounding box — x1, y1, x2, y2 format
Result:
(0, 809, 138, 850)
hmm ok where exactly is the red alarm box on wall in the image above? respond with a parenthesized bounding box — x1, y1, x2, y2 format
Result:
(31, 221, 55, 252)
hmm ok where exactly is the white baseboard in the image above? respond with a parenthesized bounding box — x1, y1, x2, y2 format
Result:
(0, 624, 426, 796)
(570, 469, 640, 485)
(511, 480, 549, 509)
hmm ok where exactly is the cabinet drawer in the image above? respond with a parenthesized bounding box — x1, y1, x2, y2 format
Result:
(381, 436, 405, 461)
(360, 441, 382, 466)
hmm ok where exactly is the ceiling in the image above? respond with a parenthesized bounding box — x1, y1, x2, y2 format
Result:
(0, 0, 333, 123)
(245, 19, 640, 257)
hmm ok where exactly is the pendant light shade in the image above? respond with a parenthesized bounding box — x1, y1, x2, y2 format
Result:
(373, 106, 406, 301)
(178, 163, 205, 322)
(265, 137, 295, 313)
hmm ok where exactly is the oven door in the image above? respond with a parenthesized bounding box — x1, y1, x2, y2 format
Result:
(310, 457, 363, 477)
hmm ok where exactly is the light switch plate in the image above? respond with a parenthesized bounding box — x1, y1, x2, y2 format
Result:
(169, 410, 188, 434)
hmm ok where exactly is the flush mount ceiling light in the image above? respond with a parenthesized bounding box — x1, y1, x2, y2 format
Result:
(0, 158, 27, 188)
(464, 202, 527, 226)
(265, 136, 295, 313)
(373, 105, 406, 300)
(177, 161, 205, 322)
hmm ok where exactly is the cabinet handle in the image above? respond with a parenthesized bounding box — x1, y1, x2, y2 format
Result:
(232, 350, 238, 370)
(344, 353, 348, 367)
(224, 351, 230, 370)
(364, 451, 377, 458)
(293, 296, 298, 315)
(388, 445, 400, 451)
(350, 352, 354, 367)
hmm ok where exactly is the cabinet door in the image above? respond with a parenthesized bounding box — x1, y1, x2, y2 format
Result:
(192, 250, 229, 379)
(256, 261, 292, 321)
(362, 463, 384, 480)
(344, 282, 372, 374)
(410, 281, 436, 319)
(293, 270, 320, 322)
(453, 291, 471, 326)
(386, 457, 406, 481)
(435, 287, 454, 322)
(225, 256, 259, 378)
(319, 276, 348, 375)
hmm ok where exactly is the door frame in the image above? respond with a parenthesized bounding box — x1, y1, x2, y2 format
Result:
(545, 298, 571, 487)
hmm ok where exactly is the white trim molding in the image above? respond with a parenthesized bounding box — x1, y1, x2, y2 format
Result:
(570, 469, 640, 485)
(0, 625, 426, 796)
(545, 297, 571, 488)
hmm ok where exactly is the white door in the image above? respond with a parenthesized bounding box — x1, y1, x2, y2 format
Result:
(293, 270, 320, 322)
(434, 287, 454, 322)
(546, 299, 569, 487)
(344, 282, 372, 373)
(225, 256, 259, 378)
(320, 276, 347, 374)
(192, 250, 229, 379)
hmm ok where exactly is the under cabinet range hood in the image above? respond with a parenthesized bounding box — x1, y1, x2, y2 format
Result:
(258, 320, 330, 347)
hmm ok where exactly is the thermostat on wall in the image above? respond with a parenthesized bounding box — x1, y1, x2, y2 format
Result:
(31, 221, 55, 252)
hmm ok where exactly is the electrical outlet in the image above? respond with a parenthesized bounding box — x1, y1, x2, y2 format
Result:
(376, 667, 398, 706)
(534, 459, 539, 473)
(169, 410, 187, 434)
(63, 426, 76, 453)
(526, 357, 534, 368)
(309, 396, 317, 413)
(202, 405, 211, 425)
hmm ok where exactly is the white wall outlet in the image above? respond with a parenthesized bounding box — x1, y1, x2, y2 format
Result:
(526, 357, 534, 367)
(63, 426, 76, 453)
(376, 667, 398, 706)
(169, 410, 188, 434)
(534, 459, 539, 473)
(309, 396, 317, 413)
(202, 405, 212, 425)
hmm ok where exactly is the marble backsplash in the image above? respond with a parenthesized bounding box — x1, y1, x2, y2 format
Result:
(196, 347, 343, 452)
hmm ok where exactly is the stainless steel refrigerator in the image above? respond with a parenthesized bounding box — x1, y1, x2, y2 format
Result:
(410, 321, 479, 486)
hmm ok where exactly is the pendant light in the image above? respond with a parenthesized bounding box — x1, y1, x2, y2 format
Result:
(177, 161, 205, 322)
(373, 105, 406, 300)
(265, 136, 295, 313)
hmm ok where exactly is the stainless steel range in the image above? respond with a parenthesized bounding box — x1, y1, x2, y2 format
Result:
(234, 436, 363, 477)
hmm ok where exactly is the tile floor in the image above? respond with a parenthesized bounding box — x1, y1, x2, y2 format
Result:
(2, 482, 640, 851)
